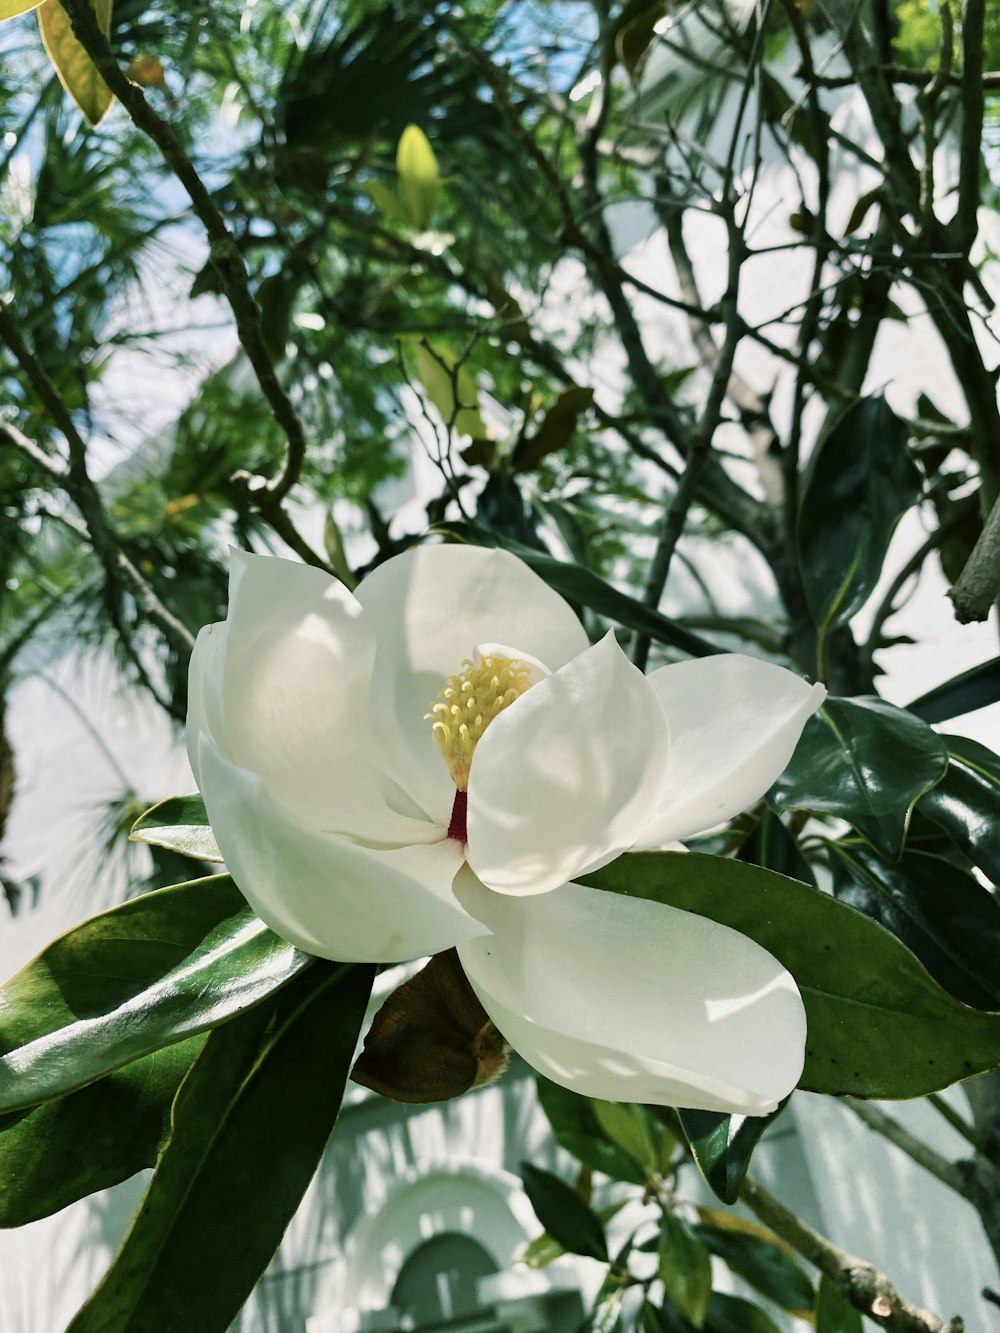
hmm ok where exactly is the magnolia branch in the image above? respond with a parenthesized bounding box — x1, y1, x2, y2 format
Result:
(947, 490, 1000, 622)
(58, 0, 311, 515)
(740, 1174, 965, 1331)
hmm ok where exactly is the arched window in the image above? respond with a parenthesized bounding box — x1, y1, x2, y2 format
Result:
(390, 1232, 498, 1330)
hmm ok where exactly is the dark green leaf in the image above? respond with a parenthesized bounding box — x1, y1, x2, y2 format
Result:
(435, 524, 717, 658)
(815, 1274, 863, 1333)
(0, 876, 313, 1113)
(828, 843, 1000, 1010)
(519, 1162, 609, 1261)
(769, 696, 947, 859)
(907, 658, 1000, 724)
(511, 385, 595, 473)
(917, 735, 1000, 881)
(67, 962, 374, 1333)
(0, 1036, 204, 1227)
(706, 1292, 783, 1333)
(659, 1209, 712, 1328)
(581, 852, 1000, 1098)
(130, 794, 222, 862)
(535, 1075, 648, 1184)
(520, 1201, 626, 1269)
(694, 1224, 814, 1312)
(678, 1106, 784, 1205)
(798, 396, 920, 633)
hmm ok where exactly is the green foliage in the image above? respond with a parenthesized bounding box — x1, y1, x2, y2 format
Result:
(0, 876, 313, 1112)
(797, 397, 920, 641)
(67, 962, 374, 1333)
(769, 696, 948, 859)
(519, 1162, 609, 1262)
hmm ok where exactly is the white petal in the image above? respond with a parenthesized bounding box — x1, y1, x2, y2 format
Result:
(199, 738, 482, 964)
(465, 633, 670, 895)
(355, 544, 591, 825)
(638, 655, 826, 846)
(186, 620, 229, 786)
(220, 549, 434, 843)
(456, 875, 806, 1113)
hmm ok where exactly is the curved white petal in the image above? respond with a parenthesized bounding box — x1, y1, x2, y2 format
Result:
(637, 655, 825, 847)
(218, 549, 434, 844)
(199, 738, 481, 964)
(186, 620, 229, 787)
(465, 633, 670, 895)
(456, 875, 806, 1113)
(355, 544, 591, 824)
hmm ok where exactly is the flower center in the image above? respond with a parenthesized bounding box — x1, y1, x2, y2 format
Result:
(426, 652, 535, 792)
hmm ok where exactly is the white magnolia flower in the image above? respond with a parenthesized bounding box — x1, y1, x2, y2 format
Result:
(187, 544, 825, 1113)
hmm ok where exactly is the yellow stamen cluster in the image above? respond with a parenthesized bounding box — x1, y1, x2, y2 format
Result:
(426, 654, 534, 789)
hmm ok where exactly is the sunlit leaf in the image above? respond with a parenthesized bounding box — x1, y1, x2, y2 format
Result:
(413, 340, 487, 439)
(38, 0, 114, 127)
(396, 123, 441, 229)
(130, 794, 223, 862)
(659, 1209, 712, 1328)
(0, 876, 312, 1113)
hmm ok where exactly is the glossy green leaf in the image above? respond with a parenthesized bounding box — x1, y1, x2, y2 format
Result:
(520, 1201, 626, 1269)
(706, 1293, 783, 1333)
(907, 657, 1000, 724)
(916, 735, 1000, 881)
(769, 696, 947, 859)
(511, 385, 595, 473)
(396, 123, 440, 230)
(659, 1209, 712, 1328)
(678, 1105, 784, 1205)
(828, 843, 1000, 1009)
(129, 794, 223, 862)
(797, 396, 920, 632)
(815, 1274, 862, 1333)
(67, 962, 373, 1333)
(0, 1036, 204, 1227)
(0, 875, 313, 1113)
(591, 1099, 657, 1172)
(519, 1162, 609, 1261)
(535, 1075, 648, 1184)
(437, 524, 717, 658)
(582, 852, 1000, 1098)
(694, 1223, 814, 1312)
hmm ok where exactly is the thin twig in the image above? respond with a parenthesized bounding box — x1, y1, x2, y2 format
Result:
(741, 1173, 965, 1331)
(844, 1100, 965, 1192)
(928, 1093, 985, 1152)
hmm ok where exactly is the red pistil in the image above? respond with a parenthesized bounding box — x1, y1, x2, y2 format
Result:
(447, 788, 468, 843)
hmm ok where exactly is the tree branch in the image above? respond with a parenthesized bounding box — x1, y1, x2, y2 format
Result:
(59, 0, 311, 508)
(0, 323, 195, 662)
(947, 489, 1000, 623)
(741, 1174, 965, 1331)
